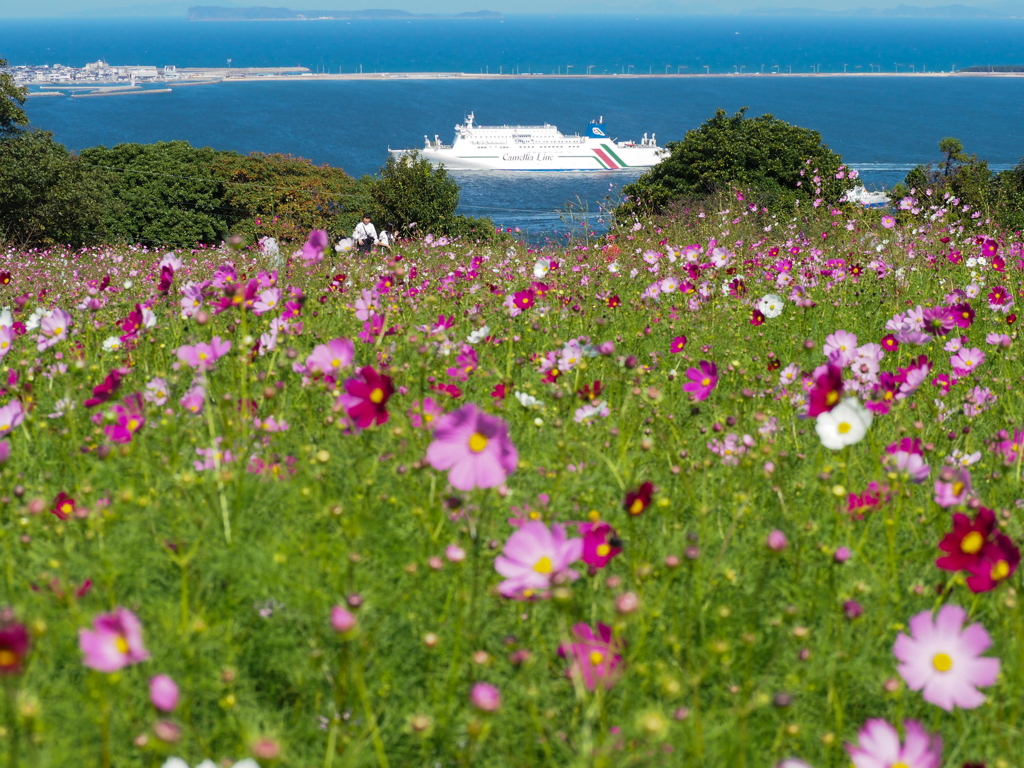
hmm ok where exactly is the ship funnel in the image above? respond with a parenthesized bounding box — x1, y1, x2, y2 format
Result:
(586, 120, 608, 139)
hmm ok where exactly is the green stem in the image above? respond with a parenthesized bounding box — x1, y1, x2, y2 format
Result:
(353, 654, 389, 768)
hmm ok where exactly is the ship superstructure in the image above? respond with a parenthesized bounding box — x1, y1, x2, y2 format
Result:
(390, 113, 667, 171)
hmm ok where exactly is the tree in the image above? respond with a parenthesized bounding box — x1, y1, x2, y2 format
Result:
(369, 151, 461, 236)
(617, 108, 857, 221)
(0, 56, 29, 138)
(938, 137, 966, 178)
(0, 131, 106, 247)
(888, 138, 994, 222)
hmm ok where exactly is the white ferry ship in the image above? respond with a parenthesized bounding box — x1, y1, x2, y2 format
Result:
(390, 113, 668, 171)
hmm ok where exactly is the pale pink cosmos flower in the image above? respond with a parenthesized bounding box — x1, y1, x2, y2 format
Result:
(426, 403, 518, 491)
(179, 284, 204, 318)
(893, 604, 1000, 711)
(0, 325, 14, 359)
(305, 338, 354, 377)
(176, 336, 231, 372)
(254, 416, 289, 433)
(0, 399, 25, 436)
(354, 289, 378, 322)
(301, 230, 329, 265)
(494, 521, 583, 599)
(557, 622, 624, 690)
(881, 215, 896, 228)
(37, 308, 73, 351)
(408, 397, 444, 431)
(846, 719, 941, 768)
(252, 288, 282, 316)
(144, 377, 169, 406)
(986, 332, 1012, 348)
(79, 607, 150, 672)
(934, 467, 973, 507)
(823, 330, 858, 366)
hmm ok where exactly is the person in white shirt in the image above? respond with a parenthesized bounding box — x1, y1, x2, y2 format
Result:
(352, 214, 378, 254)
(377, 223, 395, 253)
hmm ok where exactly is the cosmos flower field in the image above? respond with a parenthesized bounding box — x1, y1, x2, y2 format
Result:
(1, 187, 1023, 768)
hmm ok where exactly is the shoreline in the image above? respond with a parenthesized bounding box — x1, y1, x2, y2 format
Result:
(195, 70, 1024, 81)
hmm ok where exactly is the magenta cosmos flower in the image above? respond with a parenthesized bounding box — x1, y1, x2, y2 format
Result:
(149, 674, 180, 712)
(846, 719, 941, 768)
(426, 403, 518, 491)
(79, 607, 150, 672)
(494, 521, 583, 599)
(338, 366, 394, 429)
(558, 622, 624, 690)
(682, 360, 718, 401)
(893, 604, 999, 711)
(305, 337, 354, 377)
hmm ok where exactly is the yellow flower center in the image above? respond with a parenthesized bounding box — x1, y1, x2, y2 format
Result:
(116, 636, 129, 655)
(965, 360, 973, 367)
(331, 358, 341, 368)
(424, 413, 433, 423)
(597, 544, 611, 557)
(533, 556, 552, 574)
(629, 499, 645, 516)
(701, 377, 710, 387)
(963, 312, 970, 319)
(369, 388, 384, 404)
(837, 422, 851, 434)
(198, 352, 208, 360)
(961, 531, 984, 554)
(0, 650, 16, 667)
(991, 560, 1010, 581)
(952, 482, 964, 496)
(0, 424, 8, 432)
(893, 763, 910, 768)
(884, 391, 893, 401)
(589, 651, 604, 666)
(932, 652, 952, 672)
(128, 419, 139, 431)
(826, 391, 839, 405)
(54, 327, 63, 335)
(468, 432, 488, 453)
(61, 503, 72, 515)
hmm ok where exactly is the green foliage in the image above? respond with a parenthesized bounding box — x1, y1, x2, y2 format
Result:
(81, 141, 237, 247)
(0, 130, 106, 247)
(0, 56, 29, 138)
(370, 151, 486, 238)
(617, 108, 857, 222)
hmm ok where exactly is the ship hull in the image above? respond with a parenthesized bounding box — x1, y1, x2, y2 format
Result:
(391, 143, 666, 171)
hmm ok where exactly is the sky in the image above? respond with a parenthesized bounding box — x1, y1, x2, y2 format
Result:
(0, 0, 1019, 15)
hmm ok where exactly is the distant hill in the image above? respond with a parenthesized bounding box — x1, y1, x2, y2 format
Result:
(186, 5, 503, 20)
(742, 1, 1024, 16)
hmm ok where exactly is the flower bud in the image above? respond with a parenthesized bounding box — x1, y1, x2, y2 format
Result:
(331, 606, 357, 634)
(470, 682, 501, 713)
(767, 530, 788, 552)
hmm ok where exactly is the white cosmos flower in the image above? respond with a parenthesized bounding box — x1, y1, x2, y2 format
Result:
(25, 307, 52, 332)
(163, 760, 259, 768)
(608, 262, 619, 274)
(815, 398, 872, 451)
(533, 258, 551, 279)
(514, 391, 543, 409)
(335, 238, 353, 253)
(758, 294, 784, 318)
(124, 279, 133, 289)
(0, 308, 12, 328)
(466, 325, 490, 344)
(102, 336, 122, 352)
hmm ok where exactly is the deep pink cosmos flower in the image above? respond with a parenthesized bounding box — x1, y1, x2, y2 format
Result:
(558, 622, 624, 690)
(670, 335, 687, 354)
(580, 521, 621, 569)
(965, 534, 1020, 593)
(0, 622, 30, 676)
(682, 361, 718, 401)
(936, 506, 996, 574)
(807, 364, 844, 417)
(988, 285, 1012, 312)
(79, 607, 150, 672)
(893, 604, 999, 711)
(305, 338, 354, 377)
(845, 719, 941, 768)
(623, 482, 654, 516)
(338, 366, 395, 429)
(513, 290, 535, 311)
(104, 394, 146, 444)
(494, 521, 583, 599)
(176, 336, 231, 372)
(425, 403, 518, 491)
(951, 302, 974, 328)
(51, 492, 76, 521)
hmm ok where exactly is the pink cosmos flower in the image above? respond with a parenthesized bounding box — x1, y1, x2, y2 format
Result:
(36, 308, 72, 352)
(301, 229, 329, 265)
(558, 622, 624, 690)
(823, 329, 858, 366)
(934, 467, 973, 507)
(881, 215, 896, 229)
(494, 521, 583, 599)
(79, 607, 150, 672)
(670, 335, 687, 353)
(180, 384, 205, 415)
(0, 325, 15, 359)
(408, 397, 444, 431)
(846, 719, 941, 768)
(425, 403, 518, 491)
(149, 675, 179, 712)
(893, 604, 1000, 711)
(104, 396, 146, 444)
(470, 682, 501, 712)
(252, 287, 282, 316)
(176, 336, 231, 372)
(950, 347, 984, 375)
(0, 399, 25, 436)
(144, 377, 169, 406)
(682, 360, 718, 401)
(580, 521, 621, 568)
(305, 338, 354, 377)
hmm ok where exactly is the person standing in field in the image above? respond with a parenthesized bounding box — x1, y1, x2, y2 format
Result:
(352, 213, 378, 255)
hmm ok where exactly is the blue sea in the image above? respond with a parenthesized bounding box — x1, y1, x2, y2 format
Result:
(6, 16, 1024, 235)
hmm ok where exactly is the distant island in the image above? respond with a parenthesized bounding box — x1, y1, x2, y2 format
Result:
(186, 6, 503, 20)
(743, 2, 1023, 16)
